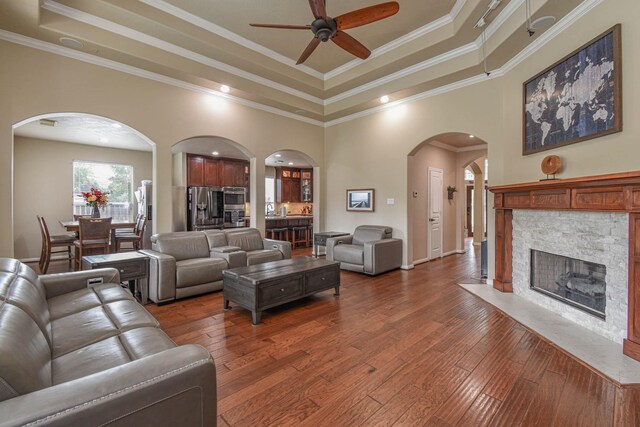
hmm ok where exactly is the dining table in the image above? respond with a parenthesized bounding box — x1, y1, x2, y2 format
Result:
(60, 219, 137, 253)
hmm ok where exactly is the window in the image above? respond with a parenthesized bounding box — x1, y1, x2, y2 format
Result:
(73, 161, 134, 221)
(265, 177, 275, 214)
(485, 158, 489, 181)
(464, 169, 474, 181)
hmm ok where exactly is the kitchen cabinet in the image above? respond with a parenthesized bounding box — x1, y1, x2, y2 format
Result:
(301, 169, 312, 202)
(276, 167, 301, 203)
(187, 154, 248, 188)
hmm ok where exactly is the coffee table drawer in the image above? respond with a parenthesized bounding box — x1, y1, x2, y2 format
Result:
(305, 267, 339, 293)
(259, 276, 303, 305)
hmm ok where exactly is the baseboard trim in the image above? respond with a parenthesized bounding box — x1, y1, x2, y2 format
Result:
(20, 255, 70, 263)
(442, 249, 466, 257)
(486, 279, 494, 286)
(400, 264, 414, 270)
(413, 258, 429, 265)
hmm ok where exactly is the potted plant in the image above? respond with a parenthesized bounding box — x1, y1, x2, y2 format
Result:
(81, 188, 109, 217)
(447, 185, 457, 200)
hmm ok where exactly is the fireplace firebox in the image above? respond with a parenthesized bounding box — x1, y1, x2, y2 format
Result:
(530, 249, 606, 319)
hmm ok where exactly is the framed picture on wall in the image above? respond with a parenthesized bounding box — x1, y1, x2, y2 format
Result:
(346, 189, 374, 212)
(522, 24, 622, 155)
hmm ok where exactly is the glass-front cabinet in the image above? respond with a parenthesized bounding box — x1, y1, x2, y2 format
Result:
(301, 169, 312, 202)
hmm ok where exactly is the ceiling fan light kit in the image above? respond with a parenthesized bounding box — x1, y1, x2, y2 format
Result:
(250, 0, 399, 65)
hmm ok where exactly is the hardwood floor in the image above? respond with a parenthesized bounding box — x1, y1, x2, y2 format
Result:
(142, 245, 640, 426)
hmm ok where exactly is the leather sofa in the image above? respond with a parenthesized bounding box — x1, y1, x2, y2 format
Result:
(326, 225, 402, 275)
(0, 258, 216, 427)
(142, 228, 291, 304)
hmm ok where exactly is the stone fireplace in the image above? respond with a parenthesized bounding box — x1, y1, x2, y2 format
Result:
(490, 171, 640, 363)
(512, 210, 627, 343)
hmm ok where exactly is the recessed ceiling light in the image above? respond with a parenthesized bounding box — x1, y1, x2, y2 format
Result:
(288, 162, 294, 166)
(212, 151, 219, 156)
(275, 154, 282, 158)
(294, 109, 306, 115)
(59, 37, 84, 49)
(111, 123, 122, 129)
(99, 137, 109, 143)
(38, 119, 57, 127)
(380, 95, 390, 104)
(220, 85, 230, 93)
(469, 135, 475, 138)
(530, 16, 556, 30)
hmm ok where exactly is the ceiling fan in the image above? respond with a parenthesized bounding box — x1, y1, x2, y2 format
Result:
(250, 0, 399, 65)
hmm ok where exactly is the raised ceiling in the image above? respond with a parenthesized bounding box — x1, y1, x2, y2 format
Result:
(0, 0, 585, 124)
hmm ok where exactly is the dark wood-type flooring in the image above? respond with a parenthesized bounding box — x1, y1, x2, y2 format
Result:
(35, 245, 640, 426)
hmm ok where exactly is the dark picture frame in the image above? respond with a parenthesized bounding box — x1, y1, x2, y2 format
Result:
(346, 189, 374, 212)
(523, 24, 622, 155)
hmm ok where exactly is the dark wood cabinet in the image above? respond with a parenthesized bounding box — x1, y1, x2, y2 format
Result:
(276, 167, 301, 203)
(187, 154, 248, 188)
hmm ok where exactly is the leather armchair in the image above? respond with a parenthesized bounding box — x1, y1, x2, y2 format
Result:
(326, 225, 402, 275)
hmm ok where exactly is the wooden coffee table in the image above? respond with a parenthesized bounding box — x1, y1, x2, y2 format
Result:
(223, 257, 340, 324)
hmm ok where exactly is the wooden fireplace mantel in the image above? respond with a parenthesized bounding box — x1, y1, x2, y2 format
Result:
(489, 171, 640, 362)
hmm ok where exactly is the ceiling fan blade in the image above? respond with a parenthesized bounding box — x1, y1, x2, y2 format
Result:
(332, 31, 370, 60)
(297, 37, 321, 65)
(308, 0, 328, 20)
(335, 1, 399, 30)
(250, 23, 311, 30)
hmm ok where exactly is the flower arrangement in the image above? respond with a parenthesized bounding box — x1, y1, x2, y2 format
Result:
(81, 188, 109, 207)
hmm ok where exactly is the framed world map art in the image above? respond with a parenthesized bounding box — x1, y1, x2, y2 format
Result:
(523, 24, 622, 155)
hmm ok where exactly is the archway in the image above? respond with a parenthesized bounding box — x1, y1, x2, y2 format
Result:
(12, 112, 156, 261)
(171, 136, 255, 232)
(462, 155, 489, 248)
(407, 132, 487, 266)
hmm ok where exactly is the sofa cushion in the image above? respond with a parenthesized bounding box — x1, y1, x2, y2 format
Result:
(104, 300, 159, 331)
(48, 289, 102, 320)
(175, 258, 227, 288)
(51, 306, 119, 358)
(203, 230, 228, 249)
(246, 250, 283, 266)
(153, 233, 210, 261)
(352, 225, 392, 246)
(119, 327, 176, 359)
(225, 229, 264, 252)
(332, 244, 364, 265)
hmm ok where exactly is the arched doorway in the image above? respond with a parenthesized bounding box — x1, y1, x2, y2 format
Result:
(407, 132, 487, 266)
(12, 113, 156, 261)
(171, 136, 255, 232)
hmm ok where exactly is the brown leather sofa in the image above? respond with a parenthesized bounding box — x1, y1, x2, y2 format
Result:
(0, 258, 217, 426)
(326, 225, 403, 275)
(142, 228, 291, 304)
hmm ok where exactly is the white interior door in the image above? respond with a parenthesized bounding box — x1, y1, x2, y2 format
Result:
(428, 167, 443, 260)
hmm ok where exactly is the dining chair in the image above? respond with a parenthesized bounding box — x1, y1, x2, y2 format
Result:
(37, 215, 76, 274)
(74, 217, 112, 270)
(114, 215, 147, 252)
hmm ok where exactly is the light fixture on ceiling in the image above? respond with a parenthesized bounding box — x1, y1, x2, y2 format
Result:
(470, 135, 475, 138)
(276, 160, 284, 164)
(380, 95, 390, 104)
(212, 151, 220, 156)
(294, 109, 306, 115)
(38, 119, 57, 127)
(220, 85, 230, 93)
(99, 137, 109, 143)
(288, 162, 294, 165)
(275, 154, 282, 158)
(111, 123, 122, 129)
(59, 37, 84, 50)
(473, 0, 501, 29)
(525, 0, 555, 36)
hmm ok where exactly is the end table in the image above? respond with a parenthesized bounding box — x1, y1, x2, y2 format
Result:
(82, 251, 149, 304)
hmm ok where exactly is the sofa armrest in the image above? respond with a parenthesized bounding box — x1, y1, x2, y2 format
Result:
(139, 249, 176, 303)
(0, 345, 216, 427)
(363, 238, 403, 275)
(40, 269, 121, 299)
(210, 250, 247, 269)
(325, 235, 353, 262)
(263, 239, 292, 259)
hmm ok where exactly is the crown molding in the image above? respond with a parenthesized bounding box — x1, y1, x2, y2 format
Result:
(139, 0, 324, 80)
(42, 0, 324, 105)
(0, 29, 324, 127)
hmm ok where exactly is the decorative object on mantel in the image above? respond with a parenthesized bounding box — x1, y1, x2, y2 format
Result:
(540, 155, 562, 180)
(80, 187, 109, 218)
(346, 189, 374, 212)
(523, 24, 622, 155)
(447, 186, 457, 200)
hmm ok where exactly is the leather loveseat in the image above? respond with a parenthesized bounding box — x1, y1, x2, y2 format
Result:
(142, 228, 291, 304)
(326, 225, 402, 275)
(0, 258, 217, 427)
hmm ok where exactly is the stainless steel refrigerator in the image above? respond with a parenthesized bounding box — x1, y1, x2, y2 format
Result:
(188, 186, 224, 231)
(134, 180, 153, 249)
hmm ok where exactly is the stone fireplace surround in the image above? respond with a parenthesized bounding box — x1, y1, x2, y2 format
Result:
(490, 171, 640, 363)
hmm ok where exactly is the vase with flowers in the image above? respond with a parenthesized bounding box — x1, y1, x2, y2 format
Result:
(81, 188, 109, 218)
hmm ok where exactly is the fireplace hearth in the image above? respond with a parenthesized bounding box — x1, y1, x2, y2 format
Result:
(530, 249, 606, 319)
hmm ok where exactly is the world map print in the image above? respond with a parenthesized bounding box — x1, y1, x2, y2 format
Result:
(524, 30, 618, 154)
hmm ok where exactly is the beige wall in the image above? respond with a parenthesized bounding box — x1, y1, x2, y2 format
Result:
(325, 0, 639, 275)
(0, 40, 324, 257)
(13, 137, 152, 260)
(408, 143, 458, 261)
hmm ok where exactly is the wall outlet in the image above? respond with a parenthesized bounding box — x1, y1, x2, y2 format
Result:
(387, 198, 395, 205)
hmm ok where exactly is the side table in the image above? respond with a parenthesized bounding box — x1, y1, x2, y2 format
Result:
(313, 231, 350, 258)
(82, 251, 149, 304)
